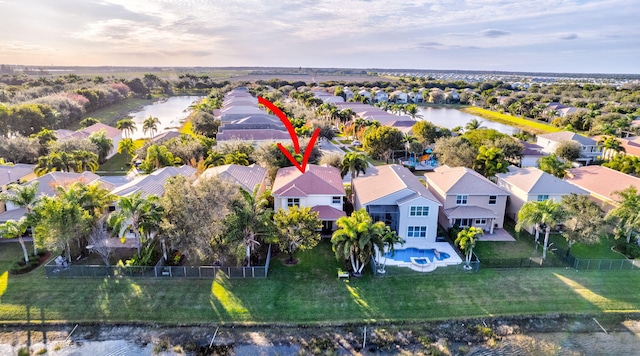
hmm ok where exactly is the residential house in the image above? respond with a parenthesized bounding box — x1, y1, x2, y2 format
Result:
(520, 141, 544, 168)
(424, 166, 509, 233)
(565, 165, 640, 212)
(496, 166, 588, 231)
(0, 164, 37, 213)
(271, 164, 346, 233)
(536, 131, 602, 165)
(373, 90, 388, 103)
(200, 164, 268, 195)
(390, 90, 408, 104)
(357, 89, 371, 101)
(0, 171, 113, 222)
(110, 166, 196, 198)
(82, 123, 122, 159)
(407, 91, 422, 103)
(352, 164, 441, 241)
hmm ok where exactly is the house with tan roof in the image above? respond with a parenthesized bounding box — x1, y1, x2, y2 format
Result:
(536, 131, 601, 165)
(0, 171, 113, 222)
(0, 164, 37, 214)
(352, 164, 441, 241)
(565, 165, 640, 212)
(55, 123, 123, 160)
(200, 164, 267, 195)
(271, 164, 346, 233)
(496, 166, 588, 230)
(424, 166, 509, 234)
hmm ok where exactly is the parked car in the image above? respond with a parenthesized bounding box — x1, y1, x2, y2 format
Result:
(351, 140, 362, 147)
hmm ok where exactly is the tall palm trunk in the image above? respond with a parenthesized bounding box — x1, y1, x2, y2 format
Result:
(542, 226, 551, 260)
(533, 223, 540, 252)
(18, 235, 29, 263)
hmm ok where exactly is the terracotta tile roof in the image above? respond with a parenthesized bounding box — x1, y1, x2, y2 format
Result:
(496, 167, 587, 195)
(353, 164, 440, 206)
(82, 123, 121, 139)
(272, 164, 345, 197)
(311, 205, 346, 220)
(565, 165, 640, 202)
(200, 164, 266, 193)
(425, 166, 509, 196)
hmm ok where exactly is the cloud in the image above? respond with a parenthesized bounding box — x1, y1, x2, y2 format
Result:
(480, 29, 510, 38)
(416, 41, 443, 49)
(559, 33, 578, 40)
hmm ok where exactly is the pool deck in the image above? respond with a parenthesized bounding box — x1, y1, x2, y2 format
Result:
(378, 239, 463, 272)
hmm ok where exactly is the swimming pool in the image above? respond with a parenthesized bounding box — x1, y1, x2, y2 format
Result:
(384, 248, 451, 263)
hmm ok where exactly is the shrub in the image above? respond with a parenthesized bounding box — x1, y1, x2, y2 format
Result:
(615, 241, 640, 259)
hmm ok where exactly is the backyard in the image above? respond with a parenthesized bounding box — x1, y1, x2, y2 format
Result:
(1, 239, 640, 325)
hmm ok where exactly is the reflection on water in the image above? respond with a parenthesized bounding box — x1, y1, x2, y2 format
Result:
(419, 107, 519, 135)
(129, 96, 203, 139)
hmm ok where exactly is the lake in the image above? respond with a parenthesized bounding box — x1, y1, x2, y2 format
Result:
(128, 96, 203, 139)
(419, 107, 519, 135)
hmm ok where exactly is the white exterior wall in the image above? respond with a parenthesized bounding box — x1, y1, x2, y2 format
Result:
(274, 194, 343, 213)
(521, 155, 542, 168)
(107, 133, 123, 159)
(397, 197, 440, 242)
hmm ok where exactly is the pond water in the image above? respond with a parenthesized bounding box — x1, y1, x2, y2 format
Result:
(418, 107, 519, 135)
(128, 96, 203, 139)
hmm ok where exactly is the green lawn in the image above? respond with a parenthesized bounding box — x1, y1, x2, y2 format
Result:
(462, 107, 561, 135)
(98, 152, 132, 174)
(1, 240, 640, 325)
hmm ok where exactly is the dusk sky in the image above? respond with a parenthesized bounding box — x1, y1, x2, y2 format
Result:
(0, 0, 638, 74)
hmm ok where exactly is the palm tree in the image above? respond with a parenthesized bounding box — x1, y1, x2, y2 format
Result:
(474, 146, 509, 179)
(455, 226, 483, 269)
(225, 186, 274, 267)
(117, 138, 136, 156)
(377, 226, 403, 274)
(0, 218, 30, 263)
(142, 116, 160, 139)
(538, 154, 570, 178)
(108, 192, 164, 257)
(331, 209, 386, 276)
(516, 199, 564, 260)
(0, 182, 40, 254)
(465, 118, 484, 131)
(116, 118, 137, 139)
(72, 150, 99, 172)
(597, 135, 625, 161)
(405, 104, 423, 120)
(204, 150, 225, 168)
(34, 152, 75, 175)
(88, 130, 114, 163)
(607, 187, 640, 244)
(224, 152, 250, 166)
(340, 152, 368, 181)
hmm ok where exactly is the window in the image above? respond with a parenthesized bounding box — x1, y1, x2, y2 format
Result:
(489, 195, 497, 205)
(456, 195, 468, 205)
(332, 196, 342, 204)
(475, 218, 487, 225)
(453, 218, 470, 227)
(409, 206, 429, 216)
(537, 195, 549, 202)
(287, 198, 300, 207)
(407, 226, 427, 238)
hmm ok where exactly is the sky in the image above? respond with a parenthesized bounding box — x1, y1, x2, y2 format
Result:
(0, 0, 638, 74)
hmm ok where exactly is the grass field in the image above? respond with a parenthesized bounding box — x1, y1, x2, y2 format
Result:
(1, 240, 639, 325)
(462, 107, 561, 134)
(97, 152, 132, 173)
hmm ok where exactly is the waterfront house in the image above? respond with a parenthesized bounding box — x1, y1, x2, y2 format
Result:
(424, 166, 509, 233)
(564, 165, 640, 212)
(352, 164, 441, 241)
(200, 164, 267, 195)
(496, 166, 587, 232)
(271, 164, 346, 233)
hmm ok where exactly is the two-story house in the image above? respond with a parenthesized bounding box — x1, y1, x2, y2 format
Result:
(496, 166, 588, 232)
(271, 164, 346, 233)
(536, 131, 601, 165)
(424, 166, 509, 234)
(352, 164, 441, 242)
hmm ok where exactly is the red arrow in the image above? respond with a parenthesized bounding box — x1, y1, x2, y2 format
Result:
(258, 96, 320, 173)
